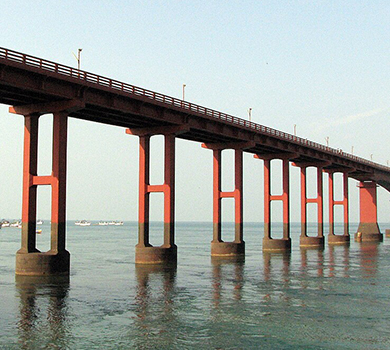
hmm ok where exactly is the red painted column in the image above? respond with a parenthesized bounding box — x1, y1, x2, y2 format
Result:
(317, 167, 324, 238)
(50, 112, 68, 253)
(343, 173, 349, 237)
(210, 148, 245, 256)
(328, 171, 350, 245)
(212, 149, 222, 243)
(263, 159, 271, 240)
(356, 181, 382, 242)
(16, 111, 70, 275)
(135, 133, 177, 263)
(328, 172, 335, 236)
(282, 159, 290, 240)
(234, 149, 243, 243)
(138, 136, 150, 247)
(299, 166, 324, 247)
(163, 133, 175, 248)
(300, 167, 307, 238)
(262, 158, 291, 251)
(20, 114, 40, 253)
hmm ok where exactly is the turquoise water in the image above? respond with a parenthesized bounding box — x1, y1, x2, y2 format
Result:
(1, 222, 390, 349)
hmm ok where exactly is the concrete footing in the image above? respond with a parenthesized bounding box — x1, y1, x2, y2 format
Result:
(300, 236, 324, 248)
(15, 250, 70, 276)
(211, 242, 245, 257)
(135, 245, 177, 264)
(328, 235, 350, 245)
(262, 238, 291, 252)
(385, 229, 390, 238)
(354, 232, 383, 242)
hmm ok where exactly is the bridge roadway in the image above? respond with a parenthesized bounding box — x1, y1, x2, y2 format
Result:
(0, 47, 389, 275)
(1, 47, 390, 189)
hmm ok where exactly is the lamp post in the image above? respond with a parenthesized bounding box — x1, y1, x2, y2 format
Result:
(293, 124, 296, 136)
(351, 146, 354, 155)
(182, 84, 186, 101)
(248, 108, 252, 122)
(370, 154, 373, 161)
(73, 48, 82, 70)
(325, 136, 329, 147)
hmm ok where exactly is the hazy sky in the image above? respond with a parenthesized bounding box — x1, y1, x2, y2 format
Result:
(1, 1, 390, 225)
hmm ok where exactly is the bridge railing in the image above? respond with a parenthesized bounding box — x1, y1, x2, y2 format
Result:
(1, 47, 388, 172)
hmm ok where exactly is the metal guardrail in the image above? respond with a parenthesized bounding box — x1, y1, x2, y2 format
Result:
(0, 47, 388, 172)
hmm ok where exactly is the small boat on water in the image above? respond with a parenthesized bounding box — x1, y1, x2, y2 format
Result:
(36, 229, 42, 234)
(76, 220, 91, 226)
(10, 221, 21, 228)
(37, 220, 43, 225)
(108, 221, 124, 226)
(1, 220, 10, 228)
(98, 221, 109, 226)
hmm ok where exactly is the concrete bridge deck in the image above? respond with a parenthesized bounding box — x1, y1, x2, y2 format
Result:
(1, 47, 389, 189)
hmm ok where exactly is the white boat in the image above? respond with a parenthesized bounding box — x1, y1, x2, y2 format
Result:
(114, 221, 124, 226)
(10, 221, 21, 227)
(1, 220, 10, 227)
(78, 220, 91, 226)
(37, 219, 43, 225)
(98, 221, 109, 226)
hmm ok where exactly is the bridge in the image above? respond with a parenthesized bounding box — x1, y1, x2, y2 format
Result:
(1, 47, 389, 275)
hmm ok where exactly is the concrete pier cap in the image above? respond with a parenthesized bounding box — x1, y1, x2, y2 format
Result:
(328, 235, 350, 245)
(299, 236, 324, 249)
(15, 250, 70, 276)
(262, 238, 291, 252)
(211, 241, 245, 257)
(135, 245, 177, 264)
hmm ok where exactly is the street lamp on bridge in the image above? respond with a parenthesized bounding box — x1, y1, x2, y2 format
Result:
(182, 84, 186, 101)
(248, 108, 252, 122)
(325, 136, 329, 147)
(73, 48, 82, 70)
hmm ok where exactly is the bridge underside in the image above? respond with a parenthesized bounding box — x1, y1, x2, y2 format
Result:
(0, 49, 388, 274)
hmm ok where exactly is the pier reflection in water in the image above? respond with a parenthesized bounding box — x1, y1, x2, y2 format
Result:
(211, 256, 245, 307)
(359, 242, 380, 278)
(2, 222, 390, 349)
(328, 244, 350, 278)
(15, 275, 70, 349)
(133, 264, 178, 349)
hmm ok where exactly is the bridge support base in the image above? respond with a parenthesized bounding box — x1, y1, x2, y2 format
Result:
(135, 246, 177, 264)
(355, 223, 383, 242)
(211, 242, 245, 257)
(385, 229, 390, 238)
(300, 236, 324, 248)
(15, 250, 70, 276)
(262, 238, 291, 252)
(328, 235, 350, 245)
(355, 182, 382, 243)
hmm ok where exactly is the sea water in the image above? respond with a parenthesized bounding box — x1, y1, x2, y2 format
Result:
(1, 221, 390, 349)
